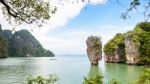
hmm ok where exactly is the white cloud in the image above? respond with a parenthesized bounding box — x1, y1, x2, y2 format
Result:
(30, 0, 108, 55)
(34, 24, 133, 55)
(0, 0, 117, 55)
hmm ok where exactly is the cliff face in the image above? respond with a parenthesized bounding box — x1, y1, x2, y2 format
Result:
(0, 25, 8, 58)
(104, 33, 125, 63)
(104, 22, 150, 65)
(9, 29, 54, 57)
(86, 36, 102, 65)
(3, 30, 13, 40)
(125, 38, 140, 64)
(0, 25, 54, 58)
(105, 45, 125, 63)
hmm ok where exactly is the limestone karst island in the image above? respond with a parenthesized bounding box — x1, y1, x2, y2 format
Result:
(0, 0, 150, 84)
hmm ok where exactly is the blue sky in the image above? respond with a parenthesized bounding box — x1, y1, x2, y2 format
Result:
(0, 0, 146, 55)
(44, 0, 144, 55)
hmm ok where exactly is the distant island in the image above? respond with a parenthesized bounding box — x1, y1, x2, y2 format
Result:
(0, 25, 54, 58)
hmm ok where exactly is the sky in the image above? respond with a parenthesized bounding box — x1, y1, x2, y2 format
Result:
(0, 0, 146, 55)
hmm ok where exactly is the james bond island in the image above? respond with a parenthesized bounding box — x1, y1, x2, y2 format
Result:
(0, 0, 150, 84)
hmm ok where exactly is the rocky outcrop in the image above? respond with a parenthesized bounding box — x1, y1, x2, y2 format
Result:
(125, 38, 140, 64)
(104, 22, 150, 65)
(0, 25, 8, 58)
(105, 45, 125, 63)
(104, 33, 125, 63)
(86, 36, 102, 65)
(0, 25, 54, 58)
(9, 29, 54, 57)
(3, 30, 12, 40)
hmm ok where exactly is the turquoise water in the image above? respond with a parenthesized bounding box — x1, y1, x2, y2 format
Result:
(0, 56, 144, 84)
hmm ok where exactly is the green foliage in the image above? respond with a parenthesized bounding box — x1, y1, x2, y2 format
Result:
(25, 68, 149, 84)
(121, 0, 150, 20)
(1, 0, 56, 26)
(9, 29, 54, 57)
(83, 75, 121, 84)
(120, 22, 150, 64)
(104, 33, 125, 57)
(132, 68, 150, 84)
(133, 22, 150, 64)
(136, 22, 150, 31)
(83, 75, 103, 84)
(26, 74, 59, 84)
(83, 68, 150, 84)
(0, 33, 8, 58)
(108, 79, 121, 84)
(105, 22, 150, 64)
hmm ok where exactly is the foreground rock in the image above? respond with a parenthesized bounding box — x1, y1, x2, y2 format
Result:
(86, 36, 102, 65)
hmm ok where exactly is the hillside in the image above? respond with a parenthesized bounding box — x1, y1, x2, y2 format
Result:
(0, 25, 54, 57)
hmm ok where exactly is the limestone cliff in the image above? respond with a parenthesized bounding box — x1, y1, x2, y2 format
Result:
(9, 29, 54, 57)
(104, 22, 150, 65)
(104, 33, 125, 63)
(105, 45, 125, 63)
(86, 36, 102, 65)
(125, 37, 140, 64)
(3, 30, 13, 40)
(0, 25, 54, 58)
(0, 25, 8, 58)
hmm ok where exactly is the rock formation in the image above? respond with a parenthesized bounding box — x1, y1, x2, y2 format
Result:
(3, 30, 13, 40)
(105, 45, 125, 63)
(86, 36, 102, 65)
(125, 37, 140, 64)
(0, 25, 8, 58)
(104, 33, 125, 63)
(10, 29, 54, 57)
(0, 25, 54, 58)
(104, 22, 150, 65)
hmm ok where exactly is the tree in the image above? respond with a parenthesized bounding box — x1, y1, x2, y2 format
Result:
(80, 0, 150, 21)
(132, 68, 150, 84)
(26, 74, 59, 84)
(1, 0, 150, 27)
(104, 33, 125, 56)
(120, 0, 150, 20)
(83, 75, 103, 84)
(0, 0, 56, 27)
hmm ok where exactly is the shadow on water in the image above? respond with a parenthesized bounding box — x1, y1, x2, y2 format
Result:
(88, 65, 101, 79)
(87, 65, 101, 79)
(83, 65, 103, 84)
